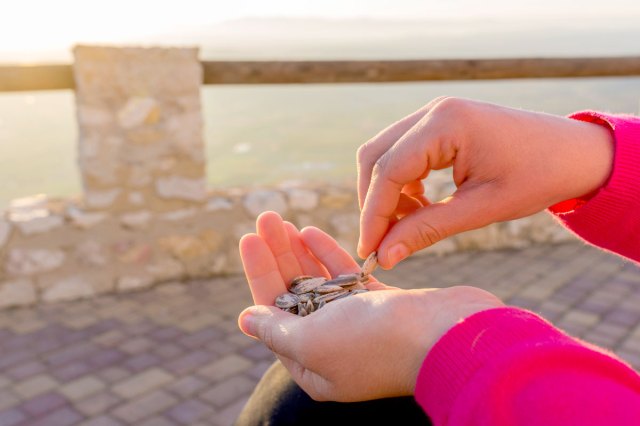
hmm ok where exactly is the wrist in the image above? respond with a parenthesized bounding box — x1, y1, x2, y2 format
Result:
(552, 115, 614, 209)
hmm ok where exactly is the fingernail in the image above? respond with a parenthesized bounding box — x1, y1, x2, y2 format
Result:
(239, 308, 259, 337)
(387, 243, 410, 266)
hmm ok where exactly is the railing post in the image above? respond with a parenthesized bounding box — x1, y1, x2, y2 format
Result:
(73, 45, 206, 213)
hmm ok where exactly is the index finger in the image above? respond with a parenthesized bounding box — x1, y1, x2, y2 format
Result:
(358, 110, 458, 258)
(239, 233, 287, 305)
(356, 96, 449, 211)
(358, 123, 432, 258)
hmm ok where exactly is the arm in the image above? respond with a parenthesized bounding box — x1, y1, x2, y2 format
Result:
(416, 308, 640, 425)
(550, 112, 640, 263)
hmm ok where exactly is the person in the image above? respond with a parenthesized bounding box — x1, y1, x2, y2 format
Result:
(234, 97, 640, 425)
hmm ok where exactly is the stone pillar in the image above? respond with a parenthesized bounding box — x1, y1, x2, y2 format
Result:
(73, 45, 206, 213)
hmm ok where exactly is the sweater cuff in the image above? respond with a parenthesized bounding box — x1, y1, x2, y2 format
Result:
(548, 111, 640, 239)
(414, 307, 576, 425)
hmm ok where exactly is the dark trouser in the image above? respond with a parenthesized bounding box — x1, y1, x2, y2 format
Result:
(235, 361, 433, 426)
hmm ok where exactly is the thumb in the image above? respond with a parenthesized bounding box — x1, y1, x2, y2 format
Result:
(377, 186, 496, 268)
(238, 305, 300, 359)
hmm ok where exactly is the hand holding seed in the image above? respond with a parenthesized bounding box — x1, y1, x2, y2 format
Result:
(238, 211, 502, 401)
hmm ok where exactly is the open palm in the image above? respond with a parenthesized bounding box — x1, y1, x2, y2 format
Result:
(239, 211, 392, 308)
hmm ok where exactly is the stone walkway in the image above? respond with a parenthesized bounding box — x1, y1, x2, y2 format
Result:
(1, 242, 639, 426)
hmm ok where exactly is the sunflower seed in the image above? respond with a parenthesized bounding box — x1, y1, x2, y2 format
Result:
(361, 252, 378, 277)
(275, 293, 300, 309)
(314, 284, 345, 294)
(274, 251, 377, 316)
(291, 277, 327, 294)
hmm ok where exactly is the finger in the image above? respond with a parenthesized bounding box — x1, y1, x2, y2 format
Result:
(394, 193, 424, 219)
(377, 185, 498, 268)
(238, 305, 302, 360)
(283, 222, 330, 278)
(357, 96, 448, 210)
(299, 226, 362, 277)
(358, 111, 458, 258)
(239, 234, 287, 305)
(402, 180, 430, 206)
(401, 179, 426, 198)
(257, 211, 305, 284)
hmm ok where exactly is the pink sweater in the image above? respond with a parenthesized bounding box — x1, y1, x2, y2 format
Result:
(414, 112, 640, 425)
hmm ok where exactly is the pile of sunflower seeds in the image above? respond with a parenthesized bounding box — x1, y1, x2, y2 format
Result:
(275, 252, 378, 316)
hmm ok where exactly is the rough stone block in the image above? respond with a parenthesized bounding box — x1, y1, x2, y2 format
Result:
(0, 279, 36, 308)
(84, 189, 121, 209)
(117, 275, 154, 292)
(41, 275, 95, 303)
(243, 190, 287, 218)
(155, 176, 207, 202)
(67, 206, 107, 229)
(0, 219, 11, 247)
(120, 210, 152, 229)
(5, 249, 66, 276)
(205, 197, 233, 211)
(286, 188, 319, 211)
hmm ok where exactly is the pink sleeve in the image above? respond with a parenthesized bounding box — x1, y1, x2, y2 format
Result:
(414, 307, 640, 425)
(549, 111, 640, 263)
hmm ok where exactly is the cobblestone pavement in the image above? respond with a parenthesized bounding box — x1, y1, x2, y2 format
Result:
(1, 242, 639, 426)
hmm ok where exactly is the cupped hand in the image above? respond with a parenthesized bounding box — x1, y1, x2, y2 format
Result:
(238, 211, 502, 401)
(357, 97, 614, 268)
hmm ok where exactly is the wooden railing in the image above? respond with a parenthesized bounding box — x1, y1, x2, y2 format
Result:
(2, 57, 640, 92)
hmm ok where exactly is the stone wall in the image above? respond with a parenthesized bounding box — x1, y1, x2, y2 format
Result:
(0, 45, 574, 309)
(0, 182, 572, 309)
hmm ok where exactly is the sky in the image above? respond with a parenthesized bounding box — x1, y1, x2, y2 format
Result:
(0, 0, 639, 61)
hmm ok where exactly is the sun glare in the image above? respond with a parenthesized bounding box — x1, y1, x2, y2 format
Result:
(1, 0, 639, 61)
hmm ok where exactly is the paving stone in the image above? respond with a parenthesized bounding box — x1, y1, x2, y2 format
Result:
(0, 389, 20, 411)
(93, 330, 127, 346)
(198, 354, 253, 382)
(200, 375, 255, 408)
(97, 367, 130, 384)
(111, 390, 177, 423)
(125, 353, 162, 372)
(28, 406, 84, 426)
(119, 337, 154, 355)
(79, 414, 124, 426)
(241, 343, 275, 361)
(74, 391, 121, 416)
(139, 416, 178, 426)
(149, 327, 182, 342)
(178, 327, 223, 349)
(603, 309, 640, 327)
(166, 399, 214, 424)
(59, 376, 106, 401)
(14, 374, 58, 399)
(111, 368, 174, 399)
(20, 391, 68, 417)
(213, 395, 250, 426)
(560, 310, 601, 328)
(154, 344, 184, 360)
(51, 362, 91, 382)
(0, 407, 26, 426)
(246, 360, 275, 381)
(167, 375, 209, 397)
(6, 360, 46, 380)
(166, 350, 213, 375)
(46, 342, 99, 366)
(0, 350, 33, 370)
